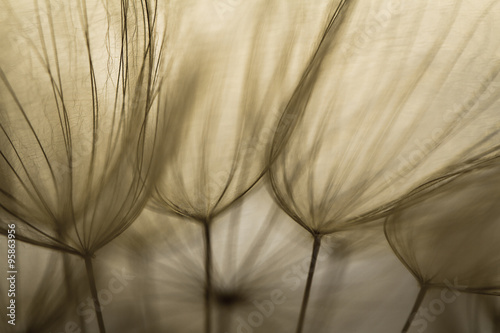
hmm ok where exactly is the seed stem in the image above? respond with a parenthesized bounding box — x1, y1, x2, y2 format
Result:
(295, 234, 322, 333)
(203, 221, 213, 333)
(402, 285, 428, 333)
(84, 255, 106, 333)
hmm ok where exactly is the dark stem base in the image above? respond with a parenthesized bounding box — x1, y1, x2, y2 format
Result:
(295, 235, 322, 333)
(402, 285, 428, 333)
(203, 221, 213, 333)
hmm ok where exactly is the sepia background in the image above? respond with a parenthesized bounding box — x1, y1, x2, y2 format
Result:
(1, 0, 500, 332)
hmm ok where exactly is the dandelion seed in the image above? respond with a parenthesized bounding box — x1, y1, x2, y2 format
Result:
(0, 0, 165, 331)
(269, 1, 500, 331)
(385, 150, 500, 332)
(150, 2, 343, 332)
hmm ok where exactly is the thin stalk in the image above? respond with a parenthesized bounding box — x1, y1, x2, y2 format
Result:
(295, 234, 322, 333)
(402, 285, 428, 333)
(84, 256, 106, 333)
(203, 221, 213, 333)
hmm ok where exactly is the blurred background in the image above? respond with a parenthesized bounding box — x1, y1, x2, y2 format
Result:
(1, 0, 500, 332)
